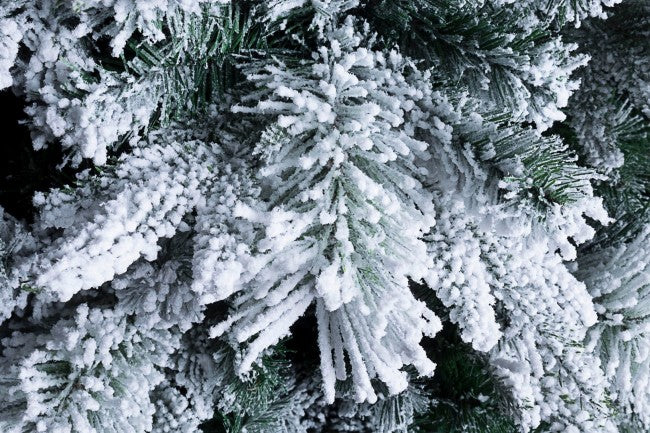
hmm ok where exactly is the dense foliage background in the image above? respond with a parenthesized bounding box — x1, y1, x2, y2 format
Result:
(0, 1, 648, 432)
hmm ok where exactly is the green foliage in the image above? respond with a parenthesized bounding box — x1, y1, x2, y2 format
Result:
(360, 0, 569, 121)
(563, 0, 650, 243)
(117, 3, 268, 125)
(200, 343, 314, 433)
(407, 283, 518, 432)
(413, 324, 518, 433)
(362, 0, 546, 65)
(426, 93, 597, 212)
(460, 109, 596, 208)
(595, 107, 650, 240)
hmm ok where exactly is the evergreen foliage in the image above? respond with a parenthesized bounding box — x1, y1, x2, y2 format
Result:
(0, 0, 648, 432)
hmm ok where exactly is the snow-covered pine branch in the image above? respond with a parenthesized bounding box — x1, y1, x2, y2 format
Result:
(217, 18, 442, 403)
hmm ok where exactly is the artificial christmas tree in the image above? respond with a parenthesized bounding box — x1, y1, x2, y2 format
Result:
(0, 0, 648, 432)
